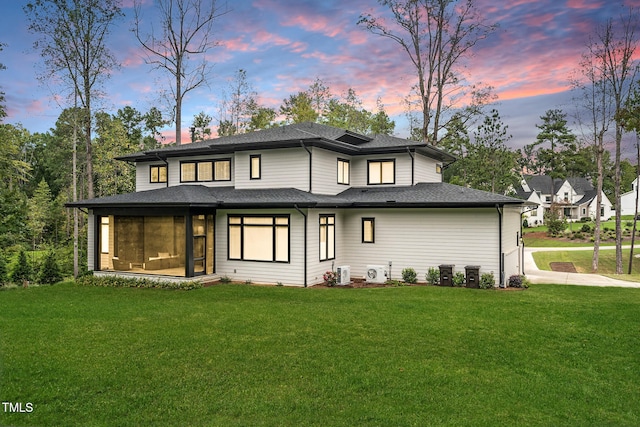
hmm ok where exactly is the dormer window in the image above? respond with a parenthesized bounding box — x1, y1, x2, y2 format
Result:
(368, 159, 395, 185)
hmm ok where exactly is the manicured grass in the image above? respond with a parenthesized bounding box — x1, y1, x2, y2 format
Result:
(533, 249, 640, 279)
(1, 283, 640, 426)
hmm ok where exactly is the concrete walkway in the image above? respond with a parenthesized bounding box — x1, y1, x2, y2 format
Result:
(524, 246, 640, 288)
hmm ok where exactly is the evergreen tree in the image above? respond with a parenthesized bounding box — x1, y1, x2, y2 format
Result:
(0, 251, 8, 285)
(38, 250, 62, 285)
(11, 250, 32, 284)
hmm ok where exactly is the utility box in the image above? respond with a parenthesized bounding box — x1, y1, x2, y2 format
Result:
(439, 264, 454, 287)
(465, 265, 480, 288)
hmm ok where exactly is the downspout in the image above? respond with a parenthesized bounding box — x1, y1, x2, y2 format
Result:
(301, 141, 312, 193)
(498, 205, 504, 287)
(406, 147, 415, 185)
(294, 204, 308, 287)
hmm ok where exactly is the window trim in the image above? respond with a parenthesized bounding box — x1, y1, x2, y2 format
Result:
(149, 164, 168, 183)
(362, 217, 375, 243)
(180, 159, 232, 183)
(337, 158, 350, 185)
(250, 154, 261, 180)
(227, 214, 290, 263)
(367, 159, 396, 185)
(319, 214, 336, 261)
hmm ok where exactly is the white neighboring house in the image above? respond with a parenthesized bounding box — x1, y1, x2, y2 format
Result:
(68, 122, 526, 287)
(517, 175, 613, 224)
(621, 177, 640, 216)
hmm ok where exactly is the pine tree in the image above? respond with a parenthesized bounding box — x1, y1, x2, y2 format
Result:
(38, 251, 62, 285)
(11, 250, 32, 285)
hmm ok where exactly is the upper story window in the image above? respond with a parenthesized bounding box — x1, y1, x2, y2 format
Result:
(337, 159, 350, 185)
(368, 159, 395, 185)
(180, 159, 231, 182)
(250, 155, 261, 180)
(150, 165, 167, 183)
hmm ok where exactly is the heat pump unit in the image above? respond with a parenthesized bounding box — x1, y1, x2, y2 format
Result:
(366, 265, 387, 284)
(336, 266, 351, 285)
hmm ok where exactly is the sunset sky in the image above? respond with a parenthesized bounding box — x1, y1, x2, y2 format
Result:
(2, 0, 640, 154)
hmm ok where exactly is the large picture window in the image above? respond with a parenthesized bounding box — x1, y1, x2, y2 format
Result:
(337, 159, 350, 185)
(181, 159, 231, 182)
(319, 214, 335, 261)
(228, 215, 289, 262)
(368, 159, 395, 184)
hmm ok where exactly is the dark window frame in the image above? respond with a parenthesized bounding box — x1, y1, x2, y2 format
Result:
(367, 159, 396, 185)
(337, 158, 350, 185)
(362, 217, 375, 243)
(319, 214, 336, 261)
(149, 164, 168, 183)
(180, 159, 232, 183)
(227, 214, 290, 263)
(250, 154, 261, 180)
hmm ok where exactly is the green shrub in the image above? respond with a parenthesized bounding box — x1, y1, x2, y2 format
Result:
(522, 219, 529, 228)
(76, 275, 202, 290)
(219, 275, 232, 284)
(0, 252, 8, 286)
(479, 273, 495, 289)
(401, 267, 417, 284)
(37, 251, 62, 285)
(452, 272, 465, 287)
(507, 274, 529, 289)
(581, 223, 591, 233)
(626, 221, 633, 228)
(323, 271, 337, 287)
(425, 267, 440, 285)
(10, 250, 32, 285)
(386, 279, 405, 287)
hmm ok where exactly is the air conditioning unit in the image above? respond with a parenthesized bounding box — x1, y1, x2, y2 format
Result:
(366, 265, 387, 284)
(336, 266, 351, 285)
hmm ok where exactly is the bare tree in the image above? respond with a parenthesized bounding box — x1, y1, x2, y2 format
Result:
(25, 0, 122, 200)
(574, 9, 639, 274)
(358, 0, 496, 144)
(133, 0, 227, 145)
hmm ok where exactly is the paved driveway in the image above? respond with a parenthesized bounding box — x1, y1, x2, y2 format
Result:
(524, 246, 640, 288)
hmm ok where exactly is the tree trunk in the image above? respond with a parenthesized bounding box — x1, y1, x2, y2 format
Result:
(615, 124, 623, 274)
(592, 142, 604, 272)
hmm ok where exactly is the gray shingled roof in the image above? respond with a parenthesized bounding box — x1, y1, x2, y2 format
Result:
(69, 183, 524, 209)
(117, 122, 455, 163)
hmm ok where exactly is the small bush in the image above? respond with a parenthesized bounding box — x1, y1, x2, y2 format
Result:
(626, 221, 633, 228)
(219, 275, 232, 284)
(386, 279, 405, 287)
(508, 275, 529, 289)
(425, 267, 439, 285)
(76, 275, 202, 290)
(522, 219, 529, 228)
(401, 267, 417, 284)
(479, 273, 495, 289)
(452, 272, 465, 287)
(0, 253, 8, 286)
(323, 270, 337, 287)
(37, 251, 62, 285)
(581, 223, 591, 233)
(574, 232, 584, 240)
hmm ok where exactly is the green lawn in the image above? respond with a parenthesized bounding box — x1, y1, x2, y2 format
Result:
(1, 283, 640, 426)
(532, 249, 640, 280)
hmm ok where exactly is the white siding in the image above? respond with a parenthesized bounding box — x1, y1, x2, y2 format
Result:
(311, 148, 352, 195)
(351, 153, 413, 187)
(234, 148, 309, 191)
(502, 206, 523, 283)
(335, 208, 501, 282)
(414, 153, 442, 183)
(136, 162, 168, 192)
(215, 209, 306, 286)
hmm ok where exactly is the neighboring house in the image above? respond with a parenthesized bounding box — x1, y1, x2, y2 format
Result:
(69, 122, 526, 287)
(621, 177, 640, 216)
(516, 175, 612, 224)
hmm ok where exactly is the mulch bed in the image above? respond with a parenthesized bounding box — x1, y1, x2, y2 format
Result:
(549, 262, 578, 273)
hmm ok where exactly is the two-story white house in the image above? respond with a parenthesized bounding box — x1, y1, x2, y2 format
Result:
(69, 122, 526, 287)
(517, 175, 612, 224)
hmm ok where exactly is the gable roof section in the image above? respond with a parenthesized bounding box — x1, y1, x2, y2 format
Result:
(68, 183, 524, 210)
(117, 122, 455, 163)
